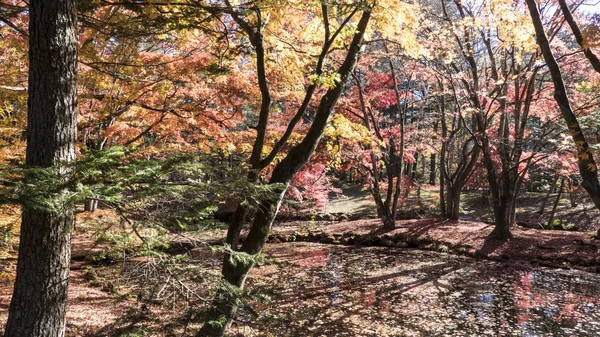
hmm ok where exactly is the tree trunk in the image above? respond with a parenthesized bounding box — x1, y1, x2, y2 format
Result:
(84, 199, 98, 212)
(439, 94, 448, 217)
(547, 177, 565, 227)
(416, 154, 425, 208)
(411, 153, 419, 179)
(198, 189, 286, 337)
(439, 152, 446, 216)
(429, 120, 439, 185)
(538, 175, 559, 214)
(488, 204, 513, 239)
(429, 154, 436, 185)
(4, 1, 78, 336)
(526, 0, 600, 211)
(567, 180, 578, 208)
(447, 187, 462, 220)
(557, 0, 600, 73)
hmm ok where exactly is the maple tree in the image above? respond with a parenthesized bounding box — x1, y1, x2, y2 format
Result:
(340, 52, 435, 227)
(1, 0, 600, 335)
(429, 0, 597, 238)
(196, 2, 377, 335)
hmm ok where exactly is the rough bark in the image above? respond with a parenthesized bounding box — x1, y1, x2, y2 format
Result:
(4, 1, 78, 336)
(197, 8, 372, 336)
(526, 0, 600, 211)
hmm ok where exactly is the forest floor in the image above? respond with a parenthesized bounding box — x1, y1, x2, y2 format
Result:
(319, 183, 600, 232)
(0, 186, 599, 336)
(2, 224, 600, 337)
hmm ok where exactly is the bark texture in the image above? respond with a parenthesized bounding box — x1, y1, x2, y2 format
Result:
(4, 1, 78, 336)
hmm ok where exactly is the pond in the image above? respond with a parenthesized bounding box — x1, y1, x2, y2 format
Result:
(240, 242, 600, 337)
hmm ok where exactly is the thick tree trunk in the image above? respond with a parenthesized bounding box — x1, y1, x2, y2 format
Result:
(480, 138, 515, 240)
(487, 186, 516, 240)
(198, 8, 372, 336)
(526, 0, 600, 211)
(488, 204, 513, 239)
(447, 187, 462, 220)
(4, 1, 78, 336)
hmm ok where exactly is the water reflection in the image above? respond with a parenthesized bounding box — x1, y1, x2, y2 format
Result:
(249, 243, 600, 336)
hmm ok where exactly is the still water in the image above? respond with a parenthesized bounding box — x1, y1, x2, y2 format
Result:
(244, 243, 600, 337)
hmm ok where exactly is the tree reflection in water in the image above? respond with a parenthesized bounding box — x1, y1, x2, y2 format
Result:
(243, 243, 600, 336)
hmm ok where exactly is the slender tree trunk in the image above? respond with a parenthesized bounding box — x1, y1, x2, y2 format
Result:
(567, 180, 578, 207)
(526, 0, 600, 211)
(557, 0, 600, 73)
(547, 177, 565, 227)
(5, 1, 78, 336)
(387, 49, 406, 226)
(411, 153, 419, 179)
(538, 175, 559, 214)
(429, 154, 436, 185)
(199, 188, 286, 337)
(439, 152, 446, 216)
(417, 154, 425, 208)
(84, 199, 98, 212)
(429, 119, 439, 186)
(439, 91, 448, 217)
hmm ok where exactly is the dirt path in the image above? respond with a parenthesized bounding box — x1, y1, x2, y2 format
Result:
(0, 230, 135, 337)
(0, 268, 134, 337)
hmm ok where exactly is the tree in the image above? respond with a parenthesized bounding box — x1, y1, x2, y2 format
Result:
(439, 0, 557, 238)
(421, 0, 484, 221)
(346, 55, 431, 228)
(198, 2, 374, 335)
(4, 0, 78, 336)
(557, 0, 600, 73)
(526, 0, 600, 211)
